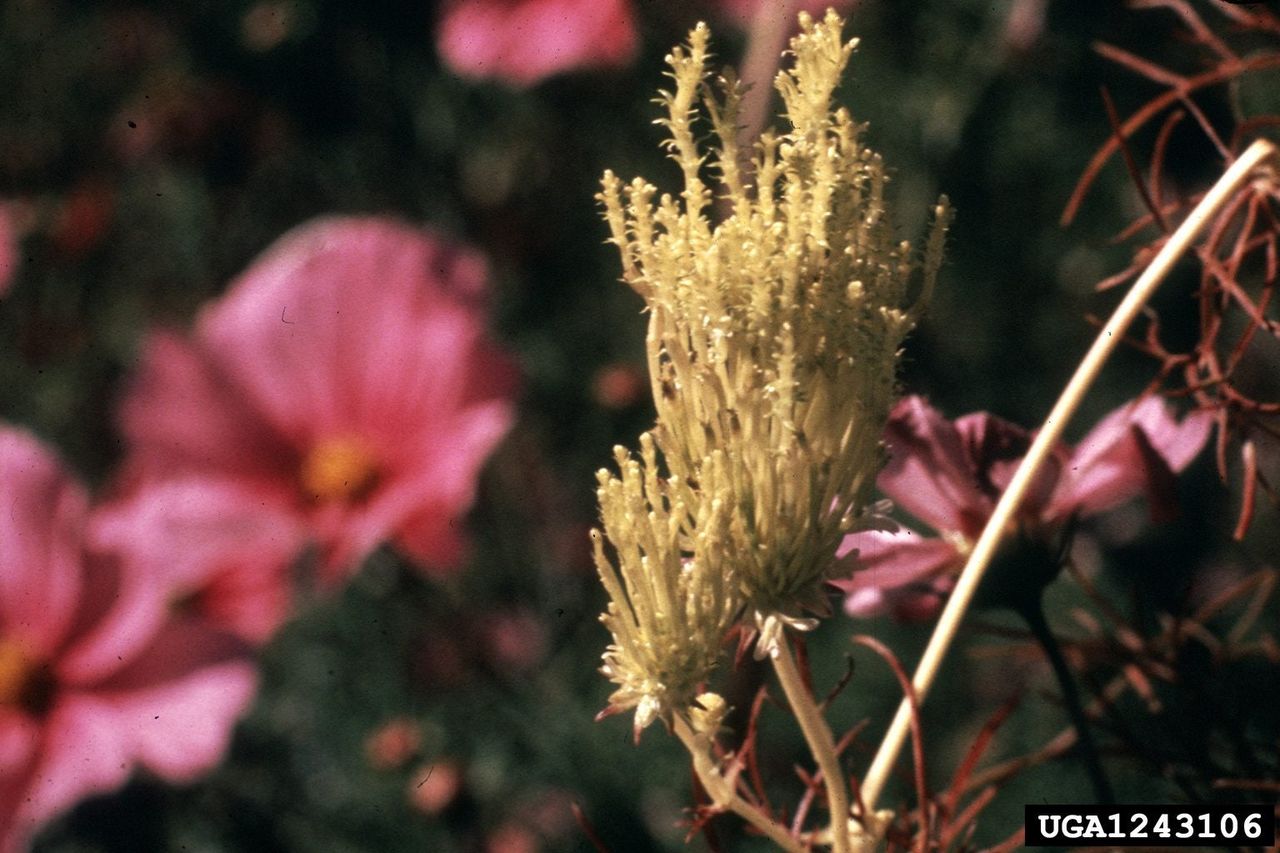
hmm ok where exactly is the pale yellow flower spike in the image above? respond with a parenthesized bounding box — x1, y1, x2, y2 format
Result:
(595, 9, 950, 732)
(593, 433, 742, 735)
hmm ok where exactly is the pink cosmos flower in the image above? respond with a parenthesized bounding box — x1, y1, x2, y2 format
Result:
(118, 217, 516, 586)
(0, 426, 255, 853)
(833, 395, 1213, 620)
(436, 0, 637, 86)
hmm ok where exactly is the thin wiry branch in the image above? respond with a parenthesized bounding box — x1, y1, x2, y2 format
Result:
(1066, 0, 1280, 536)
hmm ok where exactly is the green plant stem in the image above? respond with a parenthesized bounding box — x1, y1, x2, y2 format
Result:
(857, 137, 1278, 812)
(672, 715, 806, 853)
(1018, 594, 1114, 804)
(771, 637, 852, 853)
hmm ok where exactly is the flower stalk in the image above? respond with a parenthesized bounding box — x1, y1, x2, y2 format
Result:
(673, 706, 806, 853)
(1017, 590, 1114, 804)
(771, 637, 852, 853)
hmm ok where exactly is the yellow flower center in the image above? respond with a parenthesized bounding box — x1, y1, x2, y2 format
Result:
(0, 639, 53, 714)
(300, 437, 380, 504)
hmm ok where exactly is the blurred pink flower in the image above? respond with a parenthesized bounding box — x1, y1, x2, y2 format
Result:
(479, 608, 547, 673)
(0, 204, 18, 297)
(89, 480, 304, 645)
(407, 759, 463, 815)
(366, 718, 422, 771)
(0, 426, 255, 852)
(833, 395, 1213, 620)
(437, 0, 637, 86)
(119, 217, 516, 585)
(486, 823, 539, 853)
(591, 362, 646, 410)
(432, 0, 857, 87)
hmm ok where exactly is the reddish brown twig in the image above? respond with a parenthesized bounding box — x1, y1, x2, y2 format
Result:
(1065, 0, 1280, 536)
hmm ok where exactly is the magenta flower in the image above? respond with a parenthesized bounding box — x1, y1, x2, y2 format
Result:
(436, 0, 637, 86)
(833, 395, 1213, 620)
(0, 426, 255, 852)
(118, 217, 516, 586)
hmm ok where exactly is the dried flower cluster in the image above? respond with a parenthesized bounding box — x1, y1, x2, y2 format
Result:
(593, 11, 950, 734)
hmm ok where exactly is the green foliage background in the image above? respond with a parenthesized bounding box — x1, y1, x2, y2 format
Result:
(2, 0, 1277, 850)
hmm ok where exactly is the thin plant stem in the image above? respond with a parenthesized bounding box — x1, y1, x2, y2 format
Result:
(772, 636, 852, 853)
(672, 715, 806, 853)
(858, 137, 1278, 811)
(738, 0, 800, 164)
(1018, 594, 1115, 804)
(714, 0, 799, 225)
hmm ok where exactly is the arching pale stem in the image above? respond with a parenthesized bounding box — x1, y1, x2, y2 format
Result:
(738, 0, 800, 158)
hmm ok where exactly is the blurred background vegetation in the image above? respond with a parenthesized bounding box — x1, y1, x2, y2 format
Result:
(2, 0, 1277, 850)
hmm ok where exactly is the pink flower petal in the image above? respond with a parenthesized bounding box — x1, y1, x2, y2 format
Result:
(390, 399, 514, 567)
(0, 713, 40, 853)
(196, 221, 387, 443)
(394, 503, 468, 572)
(4, 696, 136, 851)
(890, 576, 957, 622)
(339, 286, 512, 456)
(58, 541, 255, 689)
(119, 331, 296, 486)
(437, 0, 637, 86)
(3, 646, 252, 849)
(831, 526, 963, 618)
(1124, 397, 1214, 471)
(54, 554, 168, 687)
(0, 427, 88, 661)
(89, 479, 304, 643)
(0, 711, 38, 781)
(308, 397, 512, 581)
(1047, 398, 1212, 521)
(197, 218, 499, 447)
(97, 659, 255, 782)
(955, 411, 1064, 520)
(878, 397, 991, 535)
